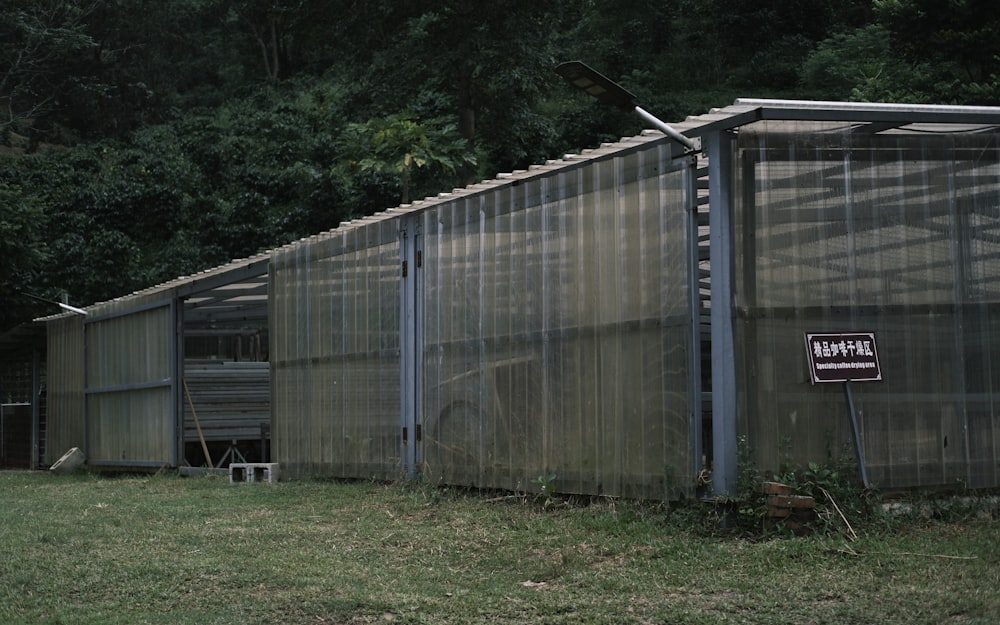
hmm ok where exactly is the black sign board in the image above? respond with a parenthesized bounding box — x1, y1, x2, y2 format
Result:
(804, 332, 882, 384)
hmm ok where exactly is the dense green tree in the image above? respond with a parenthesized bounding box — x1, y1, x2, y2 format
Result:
(873, 0, 1000, 103)
(326, 1, 564, 176)
(799, 24, 912, 101)
(339, 112, 476, 207)
(3, 0, 999, 334)
(0, 173, 48, 330)
(0, 0, 100, 145)
(709, 0, 873, 89)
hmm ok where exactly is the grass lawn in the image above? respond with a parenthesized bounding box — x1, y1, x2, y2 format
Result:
(0, 471, 997, 624)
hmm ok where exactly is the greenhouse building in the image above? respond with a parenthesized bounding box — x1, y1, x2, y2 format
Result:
(26, 98, 1000, 498)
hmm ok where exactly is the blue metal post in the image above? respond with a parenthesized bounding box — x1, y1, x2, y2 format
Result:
(707, 130, 739, 496)
(399, 215, 422, 478)
(683, 152, 704, 491)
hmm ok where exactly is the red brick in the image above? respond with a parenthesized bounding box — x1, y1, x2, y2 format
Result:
(760, 481, 797, 496)
(767, 494, 816, 509)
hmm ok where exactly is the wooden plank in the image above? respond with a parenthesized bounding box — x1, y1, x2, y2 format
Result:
(182, 362, 270, 442)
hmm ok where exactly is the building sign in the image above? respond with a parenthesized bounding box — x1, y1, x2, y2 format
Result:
(804, 332, 882, 383)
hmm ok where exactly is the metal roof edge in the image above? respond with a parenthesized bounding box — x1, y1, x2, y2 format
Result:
(33, 311, 78, 323)
(173, 255, 270, 298)
(49, 253, 272, 320)
(676, 105, 764, 138)
(735, 98, 1000, 117)
(680, 98, 1000, 137)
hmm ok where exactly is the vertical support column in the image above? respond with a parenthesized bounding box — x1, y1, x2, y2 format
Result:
(267, 259, 277, 468)
(946, 158, 973, 486)
(707, 130, 739, 496)
(31, 346, 41, 470)
(173, 298, 185, 468)
(414, 224, 424, 474)
(399, 215, 423, 478)
(82, 316, 90, 461)
(683, 153, 704, 488)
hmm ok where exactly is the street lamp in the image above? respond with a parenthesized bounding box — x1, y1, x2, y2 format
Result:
(56, 302, 88, 316)
(555, 61, 698, 153)
(22, 292, 88, 316)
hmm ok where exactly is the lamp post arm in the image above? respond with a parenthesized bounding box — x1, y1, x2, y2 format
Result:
(634, 105, 697, 152)
(57, 302, 88, 316)
(20, 292, 88, 316)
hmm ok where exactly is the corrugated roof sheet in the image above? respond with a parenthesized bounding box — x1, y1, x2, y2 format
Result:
(38, 98, 1000, 321)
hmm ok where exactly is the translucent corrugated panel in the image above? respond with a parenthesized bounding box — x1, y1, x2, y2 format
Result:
(84, 304, 174, 465)
(421, 144, 694, 499)
(735, 121, 1000, 488)
(45, 315, 85, 462)
(270, 219, 402, 479)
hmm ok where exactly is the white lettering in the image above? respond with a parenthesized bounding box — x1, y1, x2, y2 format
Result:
(815, 361, 877, 370)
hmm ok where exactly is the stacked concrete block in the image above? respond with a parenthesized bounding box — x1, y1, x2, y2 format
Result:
(229, 462, 280, 484)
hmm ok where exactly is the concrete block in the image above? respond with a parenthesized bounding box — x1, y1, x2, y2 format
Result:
(229, 462, 280, 484)
(49, 447, 86, 474)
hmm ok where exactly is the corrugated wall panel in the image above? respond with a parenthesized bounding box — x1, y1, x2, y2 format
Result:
(735, 122, 1000, 489)
(421, 144, 694, 498)
(271, 219, 402, 479)
(84, 303, 174, 466)
(87, 388, 172, 463)
(45, 315, 85, 462)
(269, 138, 695, 497)
(87, 306, 172, 389)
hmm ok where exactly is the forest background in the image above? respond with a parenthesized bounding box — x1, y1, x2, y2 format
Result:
(3, 0, 999, 333)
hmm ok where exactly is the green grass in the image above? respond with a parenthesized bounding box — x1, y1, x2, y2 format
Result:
(0, 472, 998, 625)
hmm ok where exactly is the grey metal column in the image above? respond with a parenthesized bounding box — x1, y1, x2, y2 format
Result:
(707, 130, 739, 496)
(946, 158, 973, 486)
(413, 223, 424, 475)
(82, 316, 90, 461)
(399, 215, 422, 478)
(31, 346, 41, 470)
(173, 298, 185, 467)
(683, 153, 704, 489)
